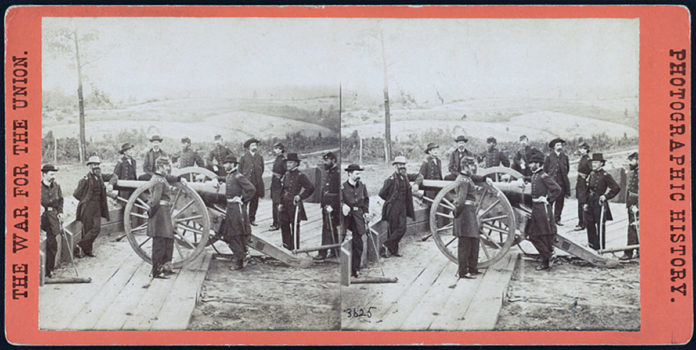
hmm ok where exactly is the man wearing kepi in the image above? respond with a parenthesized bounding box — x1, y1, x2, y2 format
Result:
(111, 142, 137, 200)
(453, 156, 486, 279)
(140, 135, 167, 180)
(378, 156, 423, 257)
(207, 134, 233, 177)
(583, 153, 620, 251)
(221, 155, 256, 270)
(574, 142, 592, 231)
(240, 138, 264, 226)
(620, 152, 639, 260)
(482, 136, 510, 168)
(447, 135, 472, 180)
(73, 156, 112, 258)
(512, 135, 533, 177)
(544, 138, 570, 225)
(342, 164, 369, 278)
(314, 152, 341, 260)
(525, 150, 562, 271)
(176, 137, 205, 168)
(269, 142, 287, 230)
(419, 142, 443, 202)
(146, 156, 181, 279)
(279, 153, 315, 250)
(41, 164, 63, 278)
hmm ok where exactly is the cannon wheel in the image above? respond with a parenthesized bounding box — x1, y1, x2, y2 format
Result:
(123, 180, 211, 268)
(429, 170, 518, 268)
(172, 166, 218, 183)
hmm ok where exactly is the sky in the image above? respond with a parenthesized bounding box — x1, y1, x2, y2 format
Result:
(42, 17, 639, 104)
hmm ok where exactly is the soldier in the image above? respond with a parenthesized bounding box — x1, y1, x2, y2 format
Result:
(140, 135, 167, 180)
(620, 152, 639, 260)
(73, 156, 112, 258)
(278, 153, 315, 250)
(220, 155, 257, 270)
(583, 153, 621, 250)
(207, 134, 233, 177)
(544, 138, 570, 225)
(111, 142, 137, 200)
(341, 164, 369, 278)
(525, 150, 562, 270)
(175, 137, 205, 168)
(146, 156, 183, 279)
(240, 138, 264, 226)
(512, 135, 533, 176)
(574, 142, 592, 231)
(378, 156, 423, 257)
(446, 135, 472, 180)
(419, 142, 443, 201)
(482, 137, 510, 168)
(315, 152, 341, 260)
(269, 142, 287, 230)
(41, 164, 63, 278)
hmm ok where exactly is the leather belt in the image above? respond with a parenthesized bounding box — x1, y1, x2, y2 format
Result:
(159, 201, 171, 205)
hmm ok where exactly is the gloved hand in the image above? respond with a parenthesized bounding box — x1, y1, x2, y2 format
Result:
(293, 195, 301, 205)
(342, 204, 351, 216)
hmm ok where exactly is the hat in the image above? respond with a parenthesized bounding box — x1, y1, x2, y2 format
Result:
(591, 153, 606, 163)
(627, 152, 638, 160)
(528, 151, 545, 164)
(244, 138, 260, 149)
(344, 164, 364, 172)
(548, 138, 565, 148)
(486, 137, 497, 144)
(41, 164, 58, 173)
(454, 135, 468, 143)
(424, 143, 439, 153)
(273, 142, 285, 150)
(149, 135, 163, 142)
(322, 151, 337, 161)
(222, 154, 238, 164)
(285, 153, 301, 162)
(155, 156, 171, 167)
(392, 156, 407, 165)
(214, 134, 222, 140)
(579, 142, 590, 150)
(181, 137, 191, 144)
(519, 135, 528, 141)
(86, 155, 101, 165)
(119, 143, 134, 154)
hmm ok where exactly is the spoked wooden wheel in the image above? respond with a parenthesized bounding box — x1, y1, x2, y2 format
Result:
(172, 166, 218, 183)
(123, 181, 211, 268)
(429, 177, 518, 268)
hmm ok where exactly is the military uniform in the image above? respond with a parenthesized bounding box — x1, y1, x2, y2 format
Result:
(73, 172, 111, 255)
(207, 144, 233, 177)
(625, 164, 639, 258)
(544, 151, 570, 223)
(482, 147, 510, 168)
(512, 145, 533, 176)
(270, 154, 287, 227)
(453, 174, 481, 276)
(41, 180, 63, 277)
(342, 179, 369, 276)
(140, 149, 167, 180)
(575, 154, 591, 228)
(318, 165, 340, 258)
(222, 170, 257, 268)
(240, 151, 265, 223)
(583, 168, 620, 250)
(146, 173, 176, 276)
(419, 154, 443, 200)
(112, 154, 137, 199)
(447, 149, 472, 180)
(378, 171, 423, 255)
(525, 168, 562, 267)
(177, 148, 205, 168)
(279, 169, 315, 250)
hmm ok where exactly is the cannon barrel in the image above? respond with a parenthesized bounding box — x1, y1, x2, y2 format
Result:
(420, 179, 532, 197)
(113, 179, 225, 197)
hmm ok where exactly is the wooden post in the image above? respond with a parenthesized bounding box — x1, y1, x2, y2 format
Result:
(359, 136, 363, 165)
(73, 30, 86, 162)
(380, 31, 392, 164)
(54, 137, 58, 163)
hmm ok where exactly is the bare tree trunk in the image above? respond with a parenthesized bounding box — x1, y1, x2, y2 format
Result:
(380, 31, 392, 164)
(54, 137, 58, 163)
(359, 136, 363, 165)
(73, 31, 86, 162)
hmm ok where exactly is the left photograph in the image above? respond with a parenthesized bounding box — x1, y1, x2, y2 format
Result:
(39, 17, 341, 330)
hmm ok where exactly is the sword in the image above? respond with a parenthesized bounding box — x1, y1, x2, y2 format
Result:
(599, 200, 606, 250)
(293, 200, 300, 251)
(326, 207, 337, 254)
(365, 218, 385, 277)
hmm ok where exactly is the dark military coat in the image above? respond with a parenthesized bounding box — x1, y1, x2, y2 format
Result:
(482, 147, 510, 168)
(74, 172, 111, 221)
(419, 155, 443, 199)
(342, 180, 369, 234)
(146, 174, 175, 238)
(177, 148, 205, 168)
(626, 166, 639, 208)
(208, 144, 233, 166)
(378, 172, 422, 220)
(511, 146, 533, 176)
(453, 174, 479, 238)
(575, 155, 591, 203)
(240, 151, 265, 198)
(112, 155, 138, 198)
(526, 169, 562, 236)
(224, 171, 256, 237)
(544, 151, 570, 196)
(321, 165, 341, 212)
(41, 181, 64, 235)
(143, 149, 167, 176)
(448, 149, 473, 176)
(586, 168, 620, 220)
(280, 169, 315, 221)
(270, 154, 287, 202)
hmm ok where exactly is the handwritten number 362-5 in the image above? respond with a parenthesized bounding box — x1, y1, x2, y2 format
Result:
(345, 307, 376, 318)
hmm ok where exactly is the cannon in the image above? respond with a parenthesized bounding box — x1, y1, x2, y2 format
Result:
(417, 166, 619, 268)
(108, 167, 312, 269)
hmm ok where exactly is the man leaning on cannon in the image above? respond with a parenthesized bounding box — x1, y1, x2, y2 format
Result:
(220, 154, 256, 270)
(278, 153, 315, 251)
(41, 164, 63, 278)
(73, 156, 113, 258)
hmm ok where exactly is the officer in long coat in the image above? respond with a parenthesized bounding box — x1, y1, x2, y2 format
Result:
(583, 153, 621, 250)
(278, 153, 315, 250)
(419, 142, 443, 201)
(221, 155, 257, 270)
(524, 150, 562, 270)
(378, 156, 424, 257)
(269, 142, 287, 230)
(482, 137, 510, 168)
(176, 137, 205, 168)
(111, 143, 137, 200)
(73, 156, 112, 257)
(207, 134, 234, 177)
(544, 138, 570, 225)
(146, 156, 180, 278)
(512, 135, 533, 176)
(41, 164, 63, 278)
(239, 138, 265, 226)
(447, 135, 473, 180)
(140, 135, 167, 180)
(342, 164, 369, 277)
(574, 142, 592, 231)
(621, 152, 639, 260)
(315, 152, 341, 260)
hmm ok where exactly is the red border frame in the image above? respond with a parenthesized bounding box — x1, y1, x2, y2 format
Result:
(4, 5, 692, 345)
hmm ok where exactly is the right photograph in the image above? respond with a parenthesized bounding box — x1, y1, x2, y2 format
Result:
(339, 18, 639, 331)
